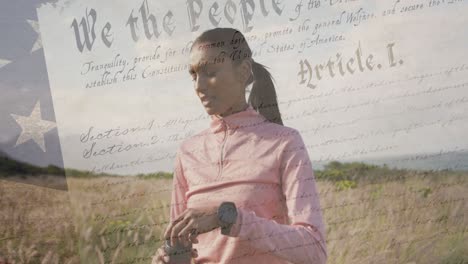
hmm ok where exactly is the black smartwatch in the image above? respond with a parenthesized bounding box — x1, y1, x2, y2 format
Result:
(217, 201, 238, 235)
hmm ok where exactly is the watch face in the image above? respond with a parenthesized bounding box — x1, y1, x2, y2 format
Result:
(220, 203, 236, 224)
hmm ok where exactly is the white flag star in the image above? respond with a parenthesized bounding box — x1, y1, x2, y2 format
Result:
(0, 58, 11, 69)
(27, 19, 43, 53)
(11, 100, 56, 152)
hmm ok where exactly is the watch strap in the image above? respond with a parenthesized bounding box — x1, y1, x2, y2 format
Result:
(220, 222, 233, 235)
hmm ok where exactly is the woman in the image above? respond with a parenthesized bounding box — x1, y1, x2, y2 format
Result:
(152, 28, 327, 264)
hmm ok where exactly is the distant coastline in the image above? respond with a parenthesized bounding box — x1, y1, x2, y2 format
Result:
(312, 150, 468, 172)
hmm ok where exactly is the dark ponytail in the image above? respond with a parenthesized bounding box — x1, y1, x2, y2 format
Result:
(249, 60, 283, 126)
(192, 28, 283, 126)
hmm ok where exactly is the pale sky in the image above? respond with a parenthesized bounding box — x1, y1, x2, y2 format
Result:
(35, 0, 468, 175)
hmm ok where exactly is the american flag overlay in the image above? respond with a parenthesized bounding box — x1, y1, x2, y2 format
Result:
(0, 0, 67, 190)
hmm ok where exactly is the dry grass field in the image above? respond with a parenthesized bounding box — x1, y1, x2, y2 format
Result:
(1, 168, 467, 264)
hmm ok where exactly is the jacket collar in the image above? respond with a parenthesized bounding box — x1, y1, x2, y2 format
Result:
(209, 104, 268, 134)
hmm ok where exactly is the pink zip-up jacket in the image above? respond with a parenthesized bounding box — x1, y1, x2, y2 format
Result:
(169, 104, 327, 264)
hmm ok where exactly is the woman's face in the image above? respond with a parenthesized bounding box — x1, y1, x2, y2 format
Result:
(189, 43, 249, 117)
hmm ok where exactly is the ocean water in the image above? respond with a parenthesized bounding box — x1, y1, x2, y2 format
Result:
(312, 151, 468, 172)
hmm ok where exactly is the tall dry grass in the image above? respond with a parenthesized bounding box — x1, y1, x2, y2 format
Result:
(1, 170, 467, 264)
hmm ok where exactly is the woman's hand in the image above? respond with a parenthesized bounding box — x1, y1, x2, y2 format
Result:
(164, 206, 220, 247)
(151, 244, 199, 264)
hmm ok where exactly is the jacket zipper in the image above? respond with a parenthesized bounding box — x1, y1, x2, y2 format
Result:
(217, 119, 228, 179)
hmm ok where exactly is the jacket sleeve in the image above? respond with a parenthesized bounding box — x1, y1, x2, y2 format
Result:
(169, 149, 189, 223)
(224, 129, 328, 264)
